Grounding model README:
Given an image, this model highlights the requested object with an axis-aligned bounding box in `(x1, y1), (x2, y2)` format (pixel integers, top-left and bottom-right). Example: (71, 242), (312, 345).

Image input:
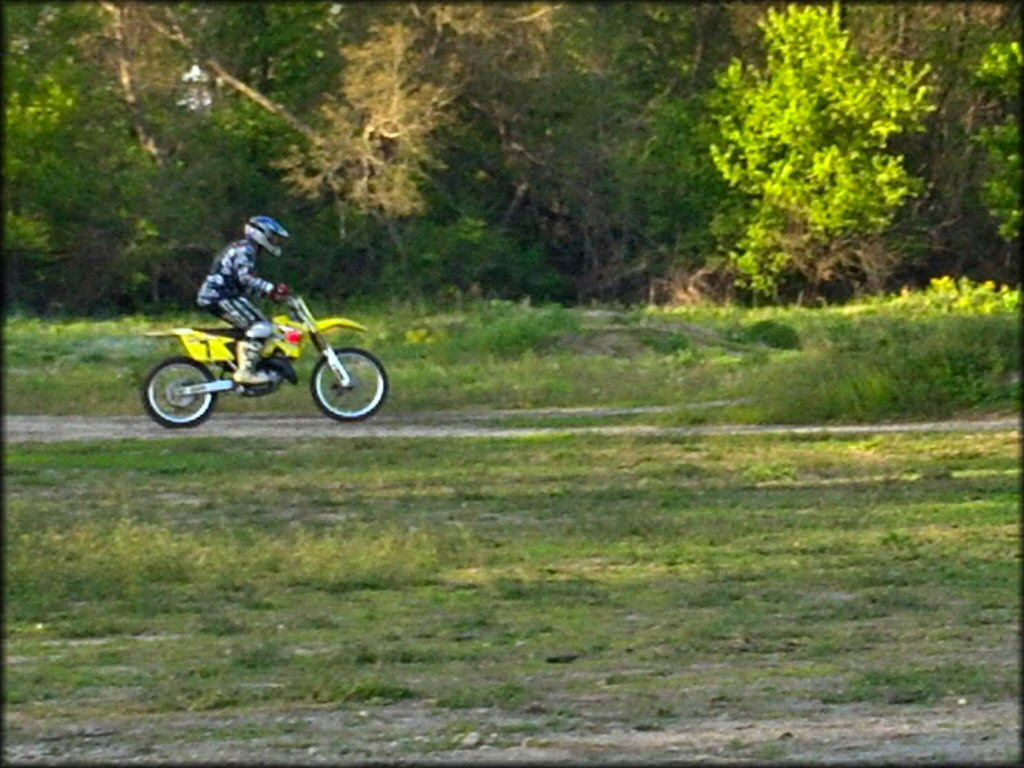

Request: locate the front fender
(316, 317), (368, 333)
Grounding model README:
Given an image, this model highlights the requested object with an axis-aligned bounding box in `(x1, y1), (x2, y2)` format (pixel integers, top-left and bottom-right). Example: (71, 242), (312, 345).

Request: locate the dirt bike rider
(196, 215), (292, 385)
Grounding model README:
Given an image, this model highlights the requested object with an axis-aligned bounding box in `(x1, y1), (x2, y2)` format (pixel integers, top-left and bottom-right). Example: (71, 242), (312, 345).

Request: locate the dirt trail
(3, 412), (1019, 443)
(4, 699), (1019, 763)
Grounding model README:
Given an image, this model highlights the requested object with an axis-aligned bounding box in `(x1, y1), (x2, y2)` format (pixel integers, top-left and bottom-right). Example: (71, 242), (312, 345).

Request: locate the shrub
(889, 276), (1021, 314)
(446, 301), (580, 358)
(742, 313), (1020, 422)
(740, 319), (801, 349)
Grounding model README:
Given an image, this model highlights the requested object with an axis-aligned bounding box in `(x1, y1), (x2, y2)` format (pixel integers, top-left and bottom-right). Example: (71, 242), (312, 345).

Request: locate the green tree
(973, 40), (1021, 243)
(6, 3), (1014, 312)
(3, 3), (153, 312)
(274, 3), (560, 296)
(445, 3), (734, 303)
(131, 3), (351, 302)
(842, 3), (1020, 289)
(709, 3), (935, 300)
(4, 2), (328, 311)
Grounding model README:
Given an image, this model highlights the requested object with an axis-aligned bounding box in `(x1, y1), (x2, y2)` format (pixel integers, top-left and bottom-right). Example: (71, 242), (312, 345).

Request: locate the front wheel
(141, 356), (218, 428)
(310, 347), (388, 421)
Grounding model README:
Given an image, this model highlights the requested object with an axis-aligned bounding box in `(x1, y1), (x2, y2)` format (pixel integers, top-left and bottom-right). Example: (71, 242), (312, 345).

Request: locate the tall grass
(5, 518), (477, 622)
(3, 280), (1019, 421)
(724, 314), (1021, 422)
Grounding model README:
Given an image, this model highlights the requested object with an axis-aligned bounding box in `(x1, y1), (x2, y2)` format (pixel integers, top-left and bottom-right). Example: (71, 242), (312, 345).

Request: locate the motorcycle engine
(238, 372), (281, 397)
(262, 356), (299, 385)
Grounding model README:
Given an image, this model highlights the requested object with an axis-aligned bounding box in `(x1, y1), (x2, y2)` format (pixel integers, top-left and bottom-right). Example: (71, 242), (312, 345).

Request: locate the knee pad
(245, 321), (273, 341)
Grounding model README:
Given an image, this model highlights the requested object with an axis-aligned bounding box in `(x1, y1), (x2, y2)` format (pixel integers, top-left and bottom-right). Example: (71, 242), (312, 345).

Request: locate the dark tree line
(3, 2), (1020, 314)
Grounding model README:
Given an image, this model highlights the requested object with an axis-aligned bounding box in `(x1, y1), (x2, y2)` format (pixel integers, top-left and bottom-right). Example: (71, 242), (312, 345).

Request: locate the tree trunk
(102, 2), (164, 165)
(142, 8), (321, 146)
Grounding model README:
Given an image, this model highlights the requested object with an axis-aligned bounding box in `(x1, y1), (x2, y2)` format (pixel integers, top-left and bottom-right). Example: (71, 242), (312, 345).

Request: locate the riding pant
(206, 296), (272, 341)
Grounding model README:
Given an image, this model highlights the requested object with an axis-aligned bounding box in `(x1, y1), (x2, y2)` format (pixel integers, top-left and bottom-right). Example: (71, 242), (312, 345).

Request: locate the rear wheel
(141, 356), (218, 428)
(310, 347), (388, 421)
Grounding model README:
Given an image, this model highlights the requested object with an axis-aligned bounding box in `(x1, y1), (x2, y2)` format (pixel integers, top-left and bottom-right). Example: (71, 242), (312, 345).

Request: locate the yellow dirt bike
(141, 295), (388, 428)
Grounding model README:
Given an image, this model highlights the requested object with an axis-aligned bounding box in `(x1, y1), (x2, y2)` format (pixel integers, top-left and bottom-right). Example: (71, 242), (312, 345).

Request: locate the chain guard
(238, 381), (279, 397)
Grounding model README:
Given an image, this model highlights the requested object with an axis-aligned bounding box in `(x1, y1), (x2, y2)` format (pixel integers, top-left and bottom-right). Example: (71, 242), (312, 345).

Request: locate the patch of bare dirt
(551, 330), (650, 357)
(4, 700), (1019, 764)
(3, 413), (1019, 444)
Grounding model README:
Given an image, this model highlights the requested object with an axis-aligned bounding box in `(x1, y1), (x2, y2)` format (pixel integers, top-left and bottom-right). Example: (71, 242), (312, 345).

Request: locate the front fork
(313, 333), (352, 387)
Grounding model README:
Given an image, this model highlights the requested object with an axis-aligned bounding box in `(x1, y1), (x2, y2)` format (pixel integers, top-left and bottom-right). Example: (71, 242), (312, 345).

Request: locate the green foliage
(615, 96), (733, 284)
(444, 300), (580, 359)
(743, 313), (1020, 422)
(0, 3), (1018, 310)
(973, 41), (1022, 241)
(738, 319), (801, 350)
(709, 4), (935, 296)
(3, 4), (148, 311)
(886, 276), (1021, 314)
(401, 216), (565, 301)
(4, 211), (52, 254)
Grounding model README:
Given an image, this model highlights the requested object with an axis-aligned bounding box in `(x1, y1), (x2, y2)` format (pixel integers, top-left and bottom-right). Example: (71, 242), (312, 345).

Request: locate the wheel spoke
(312, 349), (387, 421)
(142, 359), (216, 428)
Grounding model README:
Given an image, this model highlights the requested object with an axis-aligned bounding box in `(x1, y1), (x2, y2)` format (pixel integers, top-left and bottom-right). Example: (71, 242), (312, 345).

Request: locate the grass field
(4, 286), (1021, 760)
(4, 428), (1020, 760)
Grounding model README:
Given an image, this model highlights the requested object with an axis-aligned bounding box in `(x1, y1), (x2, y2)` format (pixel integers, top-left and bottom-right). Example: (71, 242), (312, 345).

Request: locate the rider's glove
(269, 283), (291, 301)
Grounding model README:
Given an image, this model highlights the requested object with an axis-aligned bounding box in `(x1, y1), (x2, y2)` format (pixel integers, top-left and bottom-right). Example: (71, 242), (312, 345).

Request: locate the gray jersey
(197, 239), (274, 308)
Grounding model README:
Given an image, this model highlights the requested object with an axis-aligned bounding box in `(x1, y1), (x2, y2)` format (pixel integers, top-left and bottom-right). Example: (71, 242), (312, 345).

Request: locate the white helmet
(244, 215), (289, 257)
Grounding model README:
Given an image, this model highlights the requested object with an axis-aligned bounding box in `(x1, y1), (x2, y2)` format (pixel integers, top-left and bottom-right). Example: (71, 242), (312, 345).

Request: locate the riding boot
(234, 339), (271, 384)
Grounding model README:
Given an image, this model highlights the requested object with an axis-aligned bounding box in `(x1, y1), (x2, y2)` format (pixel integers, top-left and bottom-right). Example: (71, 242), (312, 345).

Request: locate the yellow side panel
(181, 332), (235, 362)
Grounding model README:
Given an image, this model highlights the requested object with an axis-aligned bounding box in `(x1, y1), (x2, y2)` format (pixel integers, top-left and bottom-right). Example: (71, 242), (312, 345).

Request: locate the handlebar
(284, 295), (314, 325)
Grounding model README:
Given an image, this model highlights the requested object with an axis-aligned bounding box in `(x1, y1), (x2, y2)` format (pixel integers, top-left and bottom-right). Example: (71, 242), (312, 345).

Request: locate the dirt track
(5, 699), (1019, 764)
(3, 412), (1019, 443)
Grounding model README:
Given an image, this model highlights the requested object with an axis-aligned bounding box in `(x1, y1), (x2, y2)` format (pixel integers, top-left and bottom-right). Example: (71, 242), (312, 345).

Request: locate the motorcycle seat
(193, 327), (247, 340)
